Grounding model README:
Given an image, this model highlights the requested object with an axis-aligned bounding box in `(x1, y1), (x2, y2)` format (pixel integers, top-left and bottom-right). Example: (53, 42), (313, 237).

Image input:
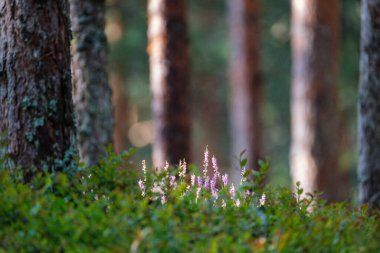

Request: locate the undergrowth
(0, 149), (379, 252)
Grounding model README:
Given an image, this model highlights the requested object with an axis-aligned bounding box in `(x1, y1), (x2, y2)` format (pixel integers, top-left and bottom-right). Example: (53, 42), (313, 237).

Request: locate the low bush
(0, 150), (379, 252)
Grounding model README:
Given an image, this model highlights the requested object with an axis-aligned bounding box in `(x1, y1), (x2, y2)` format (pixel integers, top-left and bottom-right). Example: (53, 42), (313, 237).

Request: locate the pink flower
(203, 148), (209, 178)
(197, 176), (203, 187)
(164, 161), (169, 172)
(138, 179), (146, 197)
(246, 190), (254, 197)
(211, 175), (218, 199)
(211, 175), (217, 192)
(204, 176), (210, 190)
(170, 176), (177, 188)
(212, 155), (220, 178)
(229, 184), (236, 197)
(259, 193), (266, 207)
(161, 195), (167, 205)
(179, 160), (187, 178)
(222, 173), (228, 186)
(191, 174), (195, 186)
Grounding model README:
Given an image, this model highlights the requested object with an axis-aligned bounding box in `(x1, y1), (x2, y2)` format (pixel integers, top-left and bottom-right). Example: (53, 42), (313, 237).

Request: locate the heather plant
(136, 149), (268, 210)
(0, 149), (379, 252)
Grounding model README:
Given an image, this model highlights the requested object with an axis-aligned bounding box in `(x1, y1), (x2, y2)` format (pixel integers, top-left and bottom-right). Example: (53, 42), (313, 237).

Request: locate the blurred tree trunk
(147, 0), (191, 167)
(198, 76), (228, 166)
(192, 4), (229, 170)
(70, 0), (114, 166)
(111, 73), (130, 153)
(107, 0), (133, 153)
(228, 0), (263, 179)
(0, 0), (77, 181)
(291, 0), (344, 201)
(358, 0), (380, 209)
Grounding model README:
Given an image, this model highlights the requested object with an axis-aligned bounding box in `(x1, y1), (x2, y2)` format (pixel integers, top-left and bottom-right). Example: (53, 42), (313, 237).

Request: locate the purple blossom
(244, 190), (254, 197)
(212, 155), (220, 178)
(170, 176), (176, 188)
(204, 176), (210, 190)
(210, 175), (217, 192)
(197, 176), (203, 187)
(222, 173), (228, 186)
(229, 184), (236, 197)
(211, 175), (218, 199)
(221, 199), (226, 208)
(235, 199), (241, 207)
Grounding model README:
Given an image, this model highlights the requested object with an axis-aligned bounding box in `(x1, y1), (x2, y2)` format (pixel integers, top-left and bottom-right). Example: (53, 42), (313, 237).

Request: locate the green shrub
(0, 150), (379, 252)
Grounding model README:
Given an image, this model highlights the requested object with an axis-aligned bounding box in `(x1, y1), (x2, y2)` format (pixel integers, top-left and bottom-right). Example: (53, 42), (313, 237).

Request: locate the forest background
(107, 0), (359, 189)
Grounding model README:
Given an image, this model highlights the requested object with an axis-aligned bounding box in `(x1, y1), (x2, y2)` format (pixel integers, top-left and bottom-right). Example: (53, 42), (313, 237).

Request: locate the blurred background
(105, 0), (360, 188)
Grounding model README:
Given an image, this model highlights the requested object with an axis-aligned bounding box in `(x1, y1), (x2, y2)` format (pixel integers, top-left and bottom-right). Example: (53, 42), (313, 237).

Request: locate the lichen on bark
(358, 0), (380, 209)
(70, 0), (114, 166)
(0, 0), (77, 180)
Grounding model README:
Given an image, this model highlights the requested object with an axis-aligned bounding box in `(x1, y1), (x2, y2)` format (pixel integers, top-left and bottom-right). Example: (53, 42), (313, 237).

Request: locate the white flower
(259, 193), (266, 207)
(161, 195), (167, 205)
(203, 148), (209, 178)
(191, 174), (195, 186)
(229, 184), (236, 197)
(222, 173), (228, 186)
(221, 199), (226, 208)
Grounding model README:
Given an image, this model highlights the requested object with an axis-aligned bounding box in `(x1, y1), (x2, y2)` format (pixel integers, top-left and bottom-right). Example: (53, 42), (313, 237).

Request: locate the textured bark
(0, 0), (77, 180)
(147, 0), (191, 167)
(70, 0), (113, 166)
(228, 0), (263, 179)
(291, 0), (343, 201)
(358, 0), (380, 208)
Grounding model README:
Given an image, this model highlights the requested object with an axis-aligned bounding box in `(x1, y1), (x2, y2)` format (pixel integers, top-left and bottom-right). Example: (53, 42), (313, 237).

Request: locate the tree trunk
(70, 0), (113, 166)
(111, 73), (131, 153)
(291, 0), (343, 201)
(228, 0), (263, 181)
(358, 0), (380, 209)
(147, 0), (191, 168)
(0, 0), (77, 180)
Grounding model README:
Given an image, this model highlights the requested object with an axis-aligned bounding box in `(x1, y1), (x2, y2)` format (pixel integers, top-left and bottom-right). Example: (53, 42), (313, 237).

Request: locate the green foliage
(0, 153), (379, 252)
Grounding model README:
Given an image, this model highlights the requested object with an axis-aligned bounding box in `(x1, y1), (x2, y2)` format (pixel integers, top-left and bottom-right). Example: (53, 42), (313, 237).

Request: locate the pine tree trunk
(291, 0), (342, 201)
(111, 73), (130, 153)
(0, 0), (77, 180)
(147, 0), (191, 168)
(70, 0), (113, 166)
(358, 0), (380, 208)
(228, 0), (263, 179)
